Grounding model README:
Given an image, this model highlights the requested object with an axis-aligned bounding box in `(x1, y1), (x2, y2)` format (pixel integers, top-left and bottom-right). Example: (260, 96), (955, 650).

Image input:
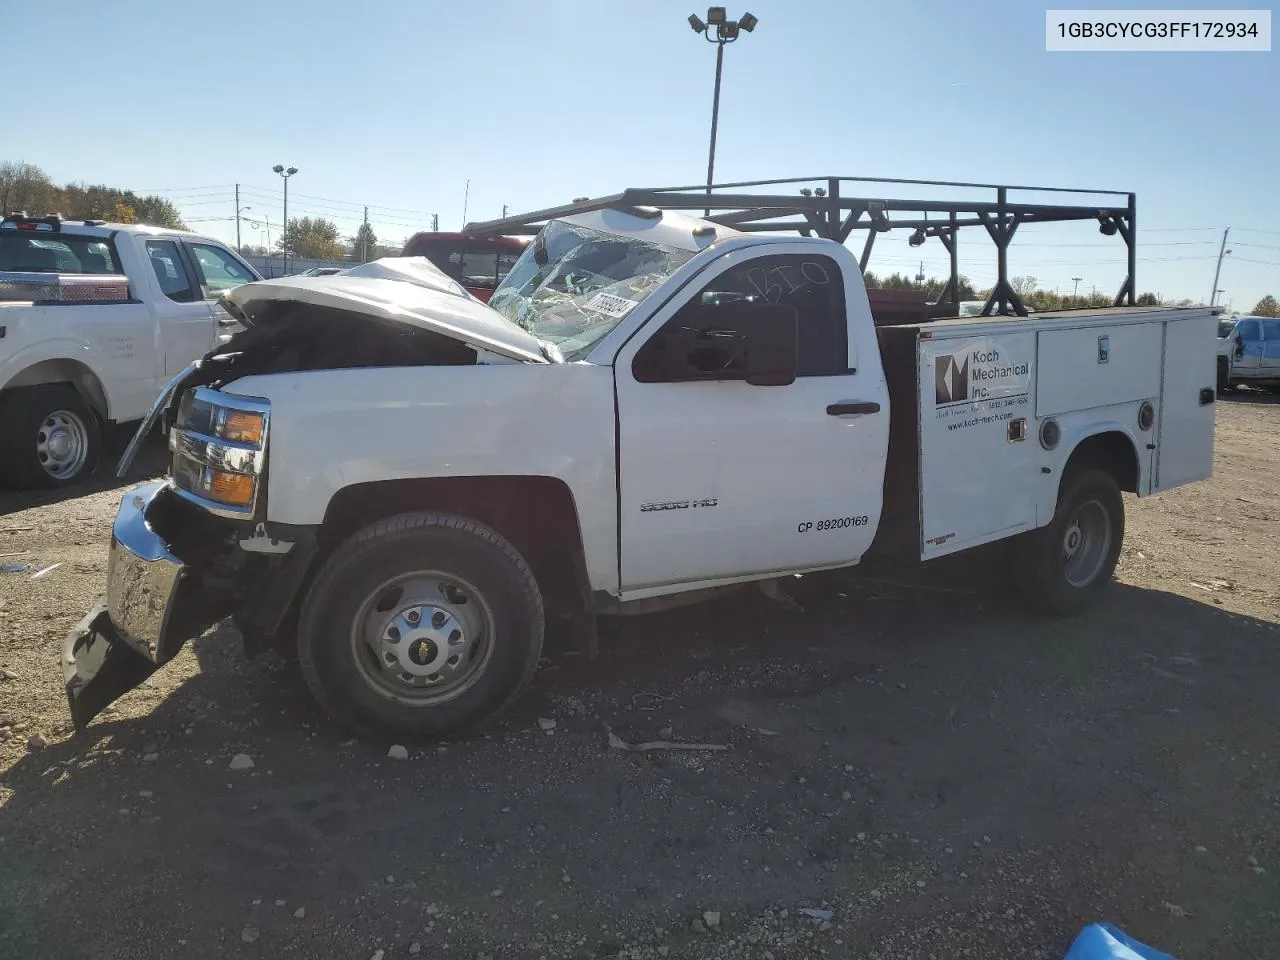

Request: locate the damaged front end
(64, 481), (234, 727)
(64, 266), (550, 729)
(63, 469), (318, 728)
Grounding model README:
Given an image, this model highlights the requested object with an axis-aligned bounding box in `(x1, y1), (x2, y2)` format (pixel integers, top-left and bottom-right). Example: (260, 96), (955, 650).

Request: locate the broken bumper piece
(63, 480), (215, 729)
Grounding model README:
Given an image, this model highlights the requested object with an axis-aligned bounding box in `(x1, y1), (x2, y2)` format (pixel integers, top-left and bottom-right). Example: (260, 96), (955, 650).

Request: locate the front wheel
(1014, 468), (1124, 616)
(296, 512), (544, 739)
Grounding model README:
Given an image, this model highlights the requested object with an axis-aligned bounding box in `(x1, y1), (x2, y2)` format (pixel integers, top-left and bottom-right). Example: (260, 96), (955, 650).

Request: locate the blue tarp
(1064, 923), (1174, 960)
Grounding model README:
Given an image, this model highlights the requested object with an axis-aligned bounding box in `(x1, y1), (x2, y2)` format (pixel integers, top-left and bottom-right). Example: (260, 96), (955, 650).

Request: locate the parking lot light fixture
(688, 8), (759, 214)
(272, 164), (298, 274)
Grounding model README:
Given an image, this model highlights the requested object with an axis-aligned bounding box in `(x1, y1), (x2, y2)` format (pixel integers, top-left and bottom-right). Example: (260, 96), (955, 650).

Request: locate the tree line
(1251, 295), (1279, 317)
(868, 269), (1168, 310)
(2, 161), (390, 263)
(238, 217), (389, 262)
(1, 161), (185, 229)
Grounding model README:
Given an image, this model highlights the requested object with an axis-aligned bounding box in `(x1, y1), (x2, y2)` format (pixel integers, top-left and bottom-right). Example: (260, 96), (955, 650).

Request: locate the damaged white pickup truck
(64, 198), (1218, 739)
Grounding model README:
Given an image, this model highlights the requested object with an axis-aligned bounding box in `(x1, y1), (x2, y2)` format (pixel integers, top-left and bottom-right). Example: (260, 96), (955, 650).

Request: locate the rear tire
(1014, 468), (1124, 616)
(0, 385), (101, 489)
(296, 512), (544, 739)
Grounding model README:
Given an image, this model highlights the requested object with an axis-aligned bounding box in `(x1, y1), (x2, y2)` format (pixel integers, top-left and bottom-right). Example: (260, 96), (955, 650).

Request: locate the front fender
(221, 363), (620, 594)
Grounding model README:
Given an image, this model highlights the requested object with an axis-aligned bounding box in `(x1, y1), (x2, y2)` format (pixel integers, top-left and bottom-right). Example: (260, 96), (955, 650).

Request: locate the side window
(634, 254), (847, 382)
(1236, 319), (1261, 342)
(189, 243), (256, 299)
(1262, 320), (1280, 342)
(146, 240), (197, 303)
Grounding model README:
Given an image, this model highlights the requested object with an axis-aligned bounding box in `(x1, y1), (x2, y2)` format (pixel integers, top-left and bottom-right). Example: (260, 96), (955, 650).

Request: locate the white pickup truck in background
(0, 214), (260, 488)
(63, 198), (1218, 740)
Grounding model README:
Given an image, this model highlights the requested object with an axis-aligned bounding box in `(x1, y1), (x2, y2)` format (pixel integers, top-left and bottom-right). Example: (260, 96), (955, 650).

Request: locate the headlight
(170, 388), (270, 518)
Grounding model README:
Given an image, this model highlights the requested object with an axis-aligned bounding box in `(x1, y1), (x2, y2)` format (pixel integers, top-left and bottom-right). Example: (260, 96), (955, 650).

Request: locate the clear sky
(5, 0), (1277, 309)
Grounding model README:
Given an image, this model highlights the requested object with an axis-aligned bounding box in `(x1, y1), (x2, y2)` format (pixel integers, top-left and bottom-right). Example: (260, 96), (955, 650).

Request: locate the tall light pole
(688, 8), (758, 215)
(272, 164), (298, 274)
(1209, 228), (1232, 306)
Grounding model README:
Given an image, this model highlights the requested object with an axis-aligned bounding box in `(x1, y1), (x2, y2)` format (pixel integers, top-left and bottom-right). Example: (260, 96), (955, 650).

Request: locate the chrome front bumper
(106, 481), (184, 657)
(63, 481), (210, 728)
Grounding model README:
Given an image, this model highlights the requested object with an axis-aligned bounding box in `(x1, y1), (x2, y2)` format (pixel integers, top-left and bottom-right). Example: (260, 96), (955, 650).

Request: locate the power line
(136, 184), (235, 194)
(155, 186), (437, 226)
(231, 189), (430, 225)
(237, 184), (436, 217)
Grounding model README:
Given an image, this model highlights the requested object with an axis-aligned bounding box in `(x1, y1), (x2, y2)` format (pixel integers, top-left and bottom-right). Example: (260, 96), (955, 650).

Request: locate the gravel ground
(1, 397), (1278, 959)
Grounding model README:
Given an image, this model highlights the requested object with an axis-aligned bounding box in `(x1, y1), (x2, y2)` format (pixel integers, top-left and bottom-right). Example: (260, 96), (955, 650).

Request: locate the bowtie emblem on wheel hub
(407, 636), (438, 667)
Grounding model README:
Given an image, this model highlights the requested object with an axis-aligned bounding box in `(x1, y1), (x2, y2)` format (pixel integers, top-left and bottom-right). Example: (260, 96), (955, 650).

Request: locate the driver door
(613, 246), (889, 595)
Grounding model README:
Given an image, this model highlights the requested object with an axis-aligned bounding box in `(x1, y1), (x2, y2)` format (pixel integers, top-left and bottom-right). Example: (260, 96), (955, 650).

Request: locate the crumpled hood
(222, 257), (549, 363)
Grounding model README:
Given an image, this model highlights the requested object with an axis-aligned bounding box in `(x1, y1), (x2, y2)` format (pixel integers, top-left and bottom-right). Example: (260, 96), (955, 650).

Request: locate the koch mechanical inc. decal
(929, 337), (1032, 428)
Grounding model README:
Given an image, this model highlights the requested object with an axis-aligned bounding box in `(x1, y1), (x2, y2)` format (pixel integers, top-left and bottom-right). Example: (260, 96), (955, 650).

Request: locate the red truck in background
(401, 232), (527, 303)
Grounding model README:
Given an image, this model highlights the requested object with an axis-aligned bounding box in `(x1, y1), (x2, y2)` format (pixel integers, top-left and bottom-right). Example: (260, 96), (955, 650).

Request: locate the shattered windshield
(488, 220), (694, 360)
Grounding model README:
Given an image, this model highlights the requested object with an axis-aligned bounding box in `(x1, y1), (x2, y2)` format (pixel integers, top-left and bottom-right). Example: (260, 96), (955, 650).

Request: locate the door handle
(827, 401), (881, 416)
(1199, 387), (1215, 406)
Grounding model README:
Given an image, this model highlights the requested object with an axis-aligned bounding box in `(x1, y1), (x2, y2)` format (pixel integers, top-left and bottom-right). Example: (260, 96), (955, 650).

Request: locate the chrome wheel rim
(350, 571), (494, 704)
(1061, 500), (1112, 588)
(36, 409), (89, 480)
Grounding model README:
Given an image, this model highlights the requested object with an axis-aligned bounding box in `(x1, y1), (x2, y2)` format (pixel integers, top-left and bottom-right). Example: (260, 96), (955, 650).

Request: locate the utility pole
(361, 206), (368, 262)
(1210, 228), (1231, 306)
(502, 204), (508, 218)
(235, 183), (241, 252)
(461, 179), (470, 229)
(1071, 276), (1082, 303)
(431, 213), (439, 232)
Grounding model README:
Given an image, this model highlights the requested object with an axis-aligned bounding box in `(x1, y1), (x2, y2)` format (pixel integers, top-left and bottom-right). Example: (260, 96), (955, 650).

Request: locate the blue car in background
(1222, 315), (1280, 391)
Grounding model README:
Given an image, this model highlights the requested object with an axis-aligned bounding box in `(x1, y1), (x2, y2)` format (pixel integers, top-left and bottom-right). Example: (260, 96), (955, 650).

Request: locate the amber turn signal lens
(220, 410), (265, 445)
(208, 470), (254, 506)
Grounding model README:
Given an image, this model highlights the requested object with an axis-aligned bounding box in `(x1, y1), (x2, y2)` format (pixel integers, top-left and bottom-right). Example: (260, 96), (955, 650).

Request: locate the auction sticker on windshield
(583, 291), (638, 319)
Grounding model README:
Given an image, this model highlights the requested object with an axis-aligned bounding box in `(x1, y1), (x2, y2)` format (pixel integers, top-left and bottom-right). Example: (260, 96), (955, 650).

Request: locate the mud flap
(63, 601), (159, 730)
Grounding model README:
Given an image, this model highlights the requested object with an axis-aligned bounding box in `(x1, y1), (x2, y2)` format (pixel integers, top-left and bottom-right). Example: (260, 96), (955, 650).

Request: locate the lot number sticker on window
(584, 291), (638, 318)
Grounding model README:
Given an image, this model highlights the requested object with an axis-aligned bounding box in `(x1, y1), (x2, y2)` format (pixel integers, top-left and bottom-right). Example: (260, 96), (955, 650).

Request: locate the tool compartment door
(1155, 314), (1216, 490)
(1036, 323), (1163, 418)
(918, 331), (1037, 559)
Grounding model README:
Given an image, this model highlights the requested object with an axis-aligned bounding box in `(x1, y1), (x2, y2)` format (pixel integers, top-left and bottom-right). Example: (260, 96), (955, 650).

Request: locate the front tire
(0, 385), (101, 489)
(296, 512), (544, 739)
(1014, 468), (1124, 616)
